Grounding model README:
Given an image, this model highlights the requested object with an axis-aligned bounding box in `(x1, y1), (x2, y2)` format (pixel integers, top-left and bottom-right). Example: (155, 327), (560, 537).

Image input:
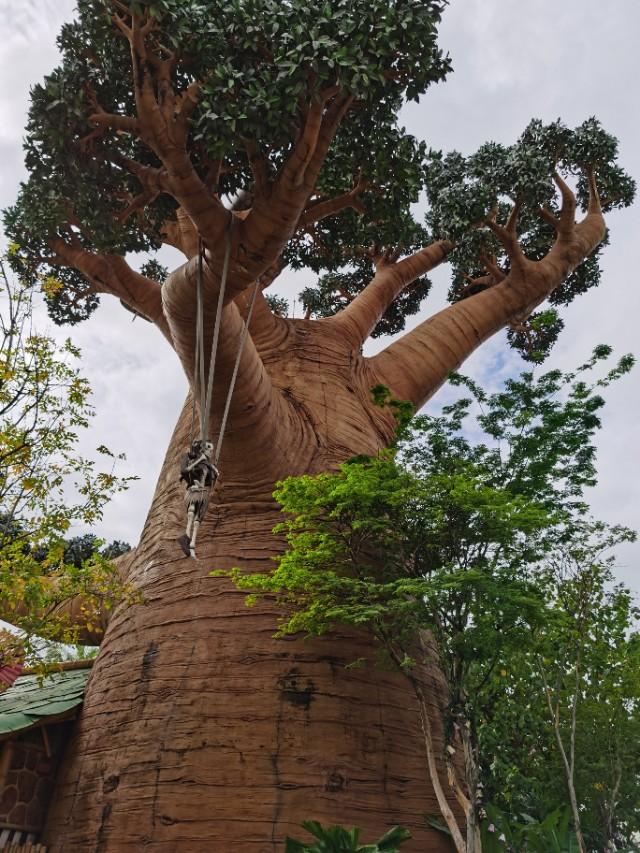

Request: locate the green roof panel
(0, 667), (91, 736)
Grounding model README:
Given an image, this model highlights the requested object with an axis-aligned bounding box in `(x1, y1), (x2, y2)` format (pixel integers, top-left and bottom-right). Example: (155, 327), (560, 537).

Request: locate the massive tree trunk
(42, 322), (458, 851)
(28, 28), (607, 840)
(39, 166), (606, 849)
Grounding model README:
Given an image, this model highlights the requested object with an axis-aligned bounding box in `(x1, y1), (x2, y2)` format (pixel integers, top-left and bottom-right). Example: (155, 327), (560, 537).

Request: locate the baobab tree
(3, 0), (634, 849)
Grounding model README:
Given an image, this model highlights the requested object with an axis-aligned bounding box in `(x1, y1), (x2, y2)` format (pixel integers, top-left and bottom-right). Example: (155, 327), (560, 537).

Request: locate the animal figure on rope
(178, 439), (217, 558)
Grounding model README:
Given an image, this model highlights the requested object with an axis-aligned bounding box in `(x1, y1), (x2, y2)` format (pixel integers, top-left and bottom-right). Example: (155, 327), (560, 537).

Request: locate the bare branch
(484, 201), (524, 263)
(292, 86), (341, 187)
(244, 141), (270, 199)
(554, 172), (577, 235)
(586, 166), (602, 215)
(538, 205), (561, 229)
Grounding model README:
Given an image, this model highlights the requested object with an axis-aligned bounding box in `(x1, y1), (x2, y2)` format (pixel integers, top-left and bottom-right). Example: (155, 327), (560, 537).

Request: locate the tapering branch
(586, 166), (602, 215)
(161, 207), (200, 259)
(332, 240), (453, 344)
(484, 201), (525, 266)
(553, 172), (577, 234)
(244, 141), (270, 199)
(86, 7), (230, 251)
(292, 85), (340, 187)
(119, 157), (172, 195)
(537, 171), (581, 238)
(370, 185), (607, 409)
(235, 91), (355, 294)
(299, 172), (369, 228)
(458, 252), (506, 298)
(48, 237), (170, 341)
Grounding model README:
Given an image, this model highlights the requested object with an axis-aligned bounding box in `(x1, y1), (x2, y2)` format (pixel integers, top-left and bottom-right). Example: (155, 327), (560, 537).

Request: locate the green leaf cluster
(285, 820), (411, 852)
(5, 2), (634, 355)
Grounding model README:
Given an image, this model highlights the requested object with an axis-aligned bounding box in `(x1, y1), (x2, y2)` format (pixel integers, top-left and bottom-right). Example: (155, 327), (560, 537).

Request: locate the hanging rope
(214, 277), (260, 466)
(201, 223), (234, 443)
(189, 238), (205, 442)
(188, 218), (261, 462)
(180, 219), (259, 558)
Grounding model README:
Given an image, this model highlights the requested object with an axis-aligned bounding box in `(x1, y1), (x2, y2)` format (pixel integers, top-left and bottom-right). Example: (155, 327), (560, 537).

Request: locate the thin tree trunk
(540, 663), (587, 853)
(459, 727), (481, 853)
(42, 396), (459, 852)
(411, 681), (466, 853)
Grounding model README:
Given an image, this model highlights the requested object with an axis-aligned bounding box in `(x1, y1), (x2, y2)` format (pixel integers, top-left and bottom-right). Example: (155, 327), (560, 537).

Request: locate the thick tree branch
(48, 238), (170, 341)
(537, 173), (578, 239)
(332, 240), (453, 344)
(87, 8), (230, 250)
(484, 201), (525, 267)
(119, 157), (172, 195)
(161, 207), (200, 259)
(236, 92), (355, 294)
(370, 180), (606, 409)
(161, 255), (285, 449)
(298, 172), (368, 228)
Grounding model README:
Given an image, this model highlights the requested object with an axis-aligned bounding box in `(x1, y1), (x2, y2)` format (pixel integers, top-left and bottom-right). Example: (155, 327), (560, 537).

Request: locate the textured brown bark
(43, 353), (458, 851)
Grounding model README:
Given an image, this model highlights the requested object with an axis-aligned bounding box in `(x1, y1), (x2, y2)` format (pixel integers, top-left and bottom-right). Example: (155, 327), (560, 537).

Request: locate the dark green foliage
(5, 0), (449, 324)
(506, 309), (564, 364)
(285, 821), (411, 853)
(140, 259), (168, 284)
(428, 118), (634, 358)
(480, 552), (640, 852)
(4, 2), (633, 356)
(62, 534), (131, 568)
(426, 806), (584, 852)
(479, 805), (581, 852)
(264, 294), (289, 317)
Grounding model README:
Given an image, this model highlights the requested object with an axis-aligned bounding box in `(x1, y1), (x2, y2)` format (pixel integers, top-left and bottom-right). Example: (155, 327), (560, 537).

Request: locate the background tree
(1, 0), (635, 848)
(482, 535), (640, 853)
(0, 258), (134, 663)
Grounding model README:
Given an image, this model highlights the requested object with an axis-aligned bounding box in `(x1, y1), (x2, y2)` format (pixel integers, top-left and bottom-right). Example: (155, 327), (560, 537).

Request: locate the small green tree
(0, 258), (136, 664)
(219, 348), (635, 852)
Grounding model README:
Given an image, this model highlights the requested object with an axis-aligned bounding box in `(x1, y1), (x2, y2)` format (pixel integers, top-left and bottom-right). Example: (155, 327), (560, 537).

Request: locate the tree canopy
(3, 0), (635, 358)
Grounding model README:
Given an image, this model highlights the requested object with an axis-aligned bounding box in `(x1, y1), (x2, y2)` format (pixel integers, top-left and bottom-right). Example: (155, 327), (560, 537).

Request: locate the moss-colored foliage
(425, 117), (634, 359)
(0, 261), (136, 664)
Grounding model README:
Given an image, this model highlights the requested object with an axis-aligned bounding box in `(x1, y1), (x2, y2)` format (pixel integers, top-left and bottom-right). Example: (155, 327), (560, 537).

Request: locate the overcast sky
(0, 1), (638, 588)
